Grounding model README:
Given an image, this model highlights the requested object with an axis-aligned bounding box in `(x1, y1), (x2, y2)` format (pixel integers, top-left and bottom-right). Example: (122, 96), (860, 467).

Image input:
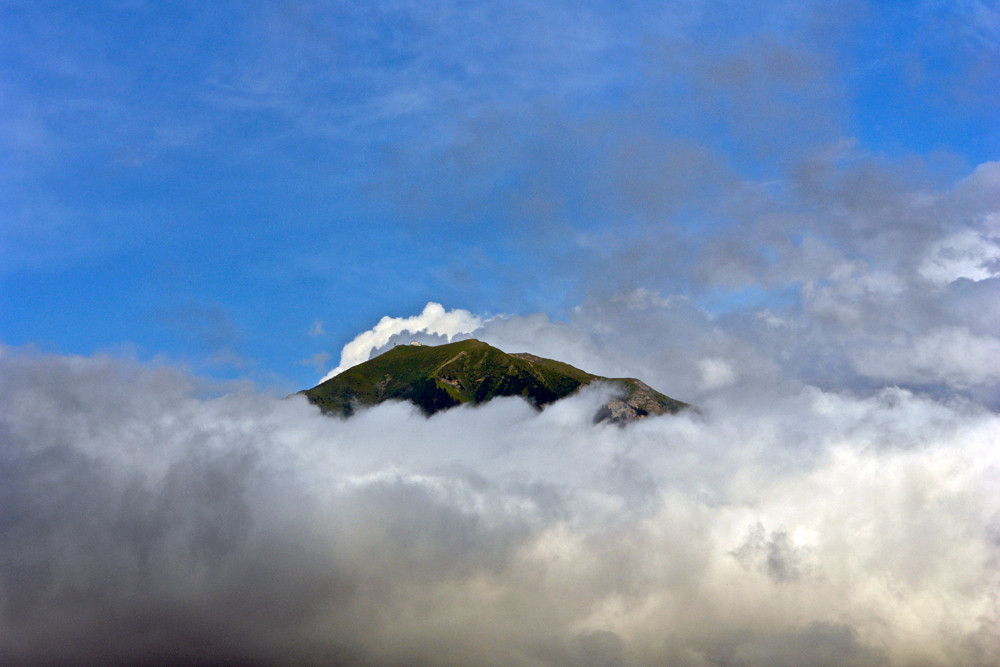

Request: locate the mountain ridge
(302, 339), (688, 424)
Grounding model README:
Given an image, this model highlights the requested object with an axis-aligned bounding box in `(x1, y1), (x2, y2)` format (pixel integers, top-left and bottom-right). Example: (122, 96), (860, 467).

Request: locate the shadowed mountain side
(302, 339), (688, 424)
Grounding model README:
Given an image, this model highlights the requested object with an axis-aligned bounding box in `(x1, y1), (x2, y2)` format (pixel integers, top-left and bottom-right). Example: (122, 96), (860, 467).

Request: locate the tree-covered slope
(302, 339), (688, 424)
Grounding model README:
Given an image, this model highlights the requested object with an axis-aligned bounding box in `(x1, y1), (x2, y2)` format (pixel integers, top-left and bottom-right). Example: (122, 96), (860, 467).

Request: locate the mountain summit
(302, 339), (687, 424)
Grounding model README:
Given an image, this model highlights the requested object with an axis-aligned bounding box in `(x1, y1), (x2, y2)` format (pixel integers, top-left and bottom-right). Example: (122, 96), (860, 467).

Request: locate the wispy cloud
(297, 350), (330, 373)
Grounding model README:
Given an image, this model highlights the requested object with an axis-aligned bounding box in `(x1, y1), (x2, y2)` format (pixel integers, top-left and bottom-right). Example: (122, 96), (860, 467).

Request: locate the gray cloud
(2, 333), (999, 665)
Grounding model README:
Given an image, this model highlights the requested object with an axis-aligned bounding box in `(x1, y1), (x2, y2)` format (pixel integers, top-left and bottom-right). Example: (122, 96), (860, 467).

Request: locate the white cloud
(699, 357), (738, 390)
(2, 343), (999, 665)
(319, 302), (484, 382)
(850, 326), (1000, 389)
(802, 261), (907, 327)
(919, 229), (1000, 284)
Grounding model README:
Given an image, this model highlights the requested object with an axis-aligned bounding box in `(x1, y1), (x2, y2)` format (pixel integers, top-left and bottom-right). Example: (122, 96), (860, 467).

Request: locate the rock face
(302, 339), (688, 424)
(592, 379), (675, 424)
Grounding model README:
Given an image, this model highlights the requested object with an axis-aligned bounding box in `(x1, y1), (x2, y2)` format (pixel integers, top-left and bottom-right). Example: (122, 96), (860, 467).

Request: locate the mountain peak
(302, 339), (688, 424)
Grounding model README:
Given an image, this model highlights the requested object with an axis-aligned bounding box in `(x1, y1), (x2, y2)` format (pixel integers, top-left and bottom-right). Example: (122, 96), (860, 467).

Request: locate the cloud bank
(230, 146), (1000, 666)
(3, 312), (999, 665)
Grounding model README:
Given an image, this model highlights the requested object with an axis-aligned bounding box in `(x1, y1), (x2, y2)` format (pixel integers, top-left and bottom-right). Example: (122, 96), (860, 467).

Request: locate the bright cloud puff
(319, 302), (484, 382)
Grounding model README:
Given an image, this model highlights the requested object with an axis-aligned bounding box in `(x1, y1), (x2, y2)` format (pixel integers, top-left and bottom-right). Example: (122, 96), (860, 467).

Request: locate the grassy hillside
(302, 339), (688, 422)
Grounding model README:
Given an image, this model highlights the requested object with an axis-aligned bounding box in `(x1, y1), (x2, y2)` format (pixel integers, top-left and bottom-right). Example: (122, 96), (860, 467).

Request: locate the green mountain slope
(301, 339), (688, 424)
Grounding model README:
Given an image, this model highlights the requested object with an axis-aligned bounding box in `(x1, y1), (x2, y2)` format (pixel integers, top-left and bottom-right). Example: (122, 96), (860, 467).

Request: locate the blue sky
(2, 0), (998, 391)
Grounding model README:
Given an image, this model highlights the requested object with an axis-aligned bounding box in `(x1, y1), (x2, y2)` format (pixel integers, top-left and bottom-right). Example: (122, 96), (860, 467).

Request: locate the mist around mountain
(4, 303), (1000, 666)
(302, 339), (688, 423)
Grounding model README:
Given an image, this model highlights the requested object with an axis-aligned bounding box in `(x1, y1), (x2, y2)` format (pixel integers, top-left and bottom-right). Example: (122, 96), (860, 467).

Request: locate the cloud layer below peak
(3, 323), (999, 665)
